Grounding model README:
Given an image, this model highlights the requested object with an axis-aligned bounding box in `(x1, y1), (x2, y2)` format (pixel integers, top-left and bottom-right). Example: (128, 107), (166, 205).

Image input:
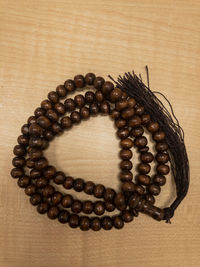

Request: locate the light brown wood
(0, 0), (200, 266)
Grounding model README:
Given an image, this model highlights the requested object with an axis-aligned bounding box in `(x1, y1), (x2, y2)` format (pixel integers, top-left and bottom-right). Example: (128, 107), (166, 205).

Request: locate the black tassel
(108, 68), (190, 223)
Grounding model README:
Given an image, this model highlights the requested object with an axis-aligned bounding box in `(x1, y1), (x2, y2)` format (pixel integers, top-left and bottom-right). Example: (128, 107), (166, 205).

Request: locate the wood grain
(0, 0), (200, 266)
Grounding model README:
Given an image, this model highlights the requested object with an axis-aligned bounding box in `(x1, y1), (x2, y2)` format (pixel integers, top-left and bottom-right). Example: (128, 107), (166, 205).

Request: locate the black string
(108, 70), (190, 223)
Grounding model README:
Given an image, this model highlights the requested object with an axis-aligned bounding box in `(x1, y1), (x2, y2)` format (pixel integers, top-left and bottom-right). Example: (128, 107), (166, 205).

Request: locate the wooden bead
(29, 148), (43, 161)
(134, 136), (147, 148)
(11, 167), (24, 178)
(102, 216), (113, 230)
(105, 202), (115, 212)
(145, 194), (155, 204)
(74, 94), (85, 108)
(17, 176), (30, 188)
(74, 74), (85, 88)
(58, 210), (69, 224)
(94, 201), (105, 215)
(29, 137), (43, 148)
(94, 76), (105, 90)
(30, 193), (42, 206)
(141, 114), (151, 125)
(64, 98), (75, 111)
(56, 85), (67, 98)
(85, 73), (96, 85)
(52, 123), (63, 135)
(36, 177), (48, 188)
(42, 185), (55, 198)
(94, 184), (105, 198)
(89, 103), (99, 115)
(140, 152), (154, 163)
(37, 202), (49, 214)
(115, 118), (127, 129)
(147, 122), (159, 132)
(138, 174), (151, 185)
(25, 184), (36, 196)
(128, 116), (142, 128)
(138, 163), (151, 174)
(47, 206), (59, 219)
(114, 192), (126, 210)
(148, 184), (161, 196)
(85, 91), (95, 103)
(17, 135), (29, 146)
(53, 172), (66, 184)
(13, 145), (26, 156)
(41, 100), (52, 110)
(153, 175), (166, 186)
(135, 105), (145, 115)
(156, 164), (170, 175)
(41, 139), (49, 150)
(102, 81), (114, 95)
(139, 146), (149, 153)
(155, 152), (169, 163)
(61, 116), (72, 129)
(43, 130), (54, 141)
(121, 108), (135, 119)
(71, 200), (82, 213)
(100, 101), (110, 114)
(69, 214), (79, 228)
(48, 91), (59, 103)
(103, 188), (116, 202)
(35, 158), (48, 170)
(110, 88), (122, 102)
(43, 166), (56, 179)
(120, 138), (133, 149)
(91, 217), (101, 231)
(110, 109), (120, 120)
(80, 217), (90, 231)
(121, 181), (135, 192)
(34, 107), (45, 118)
(120, 160), (132, 171)
(117, 128), (130, 139)
(73, 178), (84, 192)
(130, 126), (144, 137)
(153, 131), (166, 141)
(121, 91), (128, 100)
(95, 90), (104, 103)
(70, 111), (81, 124)
(113, 216), (124, 229)
(62, 195), (73, 208)
(127, 98), (136, 108)
(54, 103), (65, 115)
(49, 191), (62, 206)
(115, 100), (128, 111)
(119, 171), (133, 182)
(30, 169), (41, 179)
(84, 181), (95, 195)
(29, 123), (43, 136)
(21, 124), (29, 136)
(12, 156), (25, 167)
(119, 149), (132, 160)
(135, 184), (145, 195)
(82, 201), (93, 214)
(63, 176), (74, 189)
(156, 142), (168, 152)
(64, 79), (75, 92)
(122, 210), (134, 222)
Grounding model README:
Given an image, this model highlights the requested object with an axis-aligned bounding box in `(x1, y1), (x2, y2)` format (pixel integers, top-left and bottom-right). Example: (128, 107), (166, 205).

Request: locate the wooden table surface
(0, 1), (200, 266)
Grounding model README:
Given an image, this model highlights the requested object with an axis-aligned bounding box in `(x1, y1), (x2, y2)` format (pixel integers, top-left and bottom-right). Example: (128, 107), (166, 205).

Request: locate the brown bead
(113, 216), (124, 229)
(56, 85), (67, 98)
(36, 116), (51, 129)
(130, 126), (144, 137)
(153, 175), (166, 186)
(138, 174), (151, 185)
(153, 131), (166, 141)
(89, 103), (99, 115)
(134, 136), (147, 148)
(53, 171), (66, 184)
(128, 115), (142, 128)
(147, 122), (159, 132)
(62, 194), (73, 208)
(82, 201), (93, 214)
(74, 74), (85, 88)
(17, 135), (29, 146)
(63, 176), (74, 189)
(29, 148), (43, 161)
(69, 214), (79, 228)
(156, 152), (169, 164)
(30, 193), (42, 206)
(80, 216), (90, 231)
(80, 107), (90, 120)
(94, 184), (105, 198)
(156, 164), (170, 175)
(41, 99), (53, 110)
(102, 81), (114, 95)
(54, 103), (65, 115)
(36, 177), (48, 188)
(95, 90), (104, 103)
(121, 181), (135, 192)
(12, 156), (25, 167)
(120, 160), (132, 171)
(139, 146), (149, 153)
(141, 114), (151, 125)
(58, 210), (69, 224)
(64, 79), (75, 92)
(74, 178), (84, 192)
(25, 184), (36, 196)
(115, 100), (128, 111)
(37, 202), (49, 214)
(85, 91), (95, 103)
(17, 176), (30, 188)
(100, 101), (110, 114)
(64, 98), (76, 111)
(135, 105), (145, 115)
(85, 73), (96, 85)
(103, 188), (116, 202)
(122, 210), (134, 223)
(47, 206), (59, 219)
(102, 216), (113, 230)
(34, 107), (45, 118)
(114, 192), (126, 210)
(105, 202), (115, 212)
(29, 137), (43, 148)
(127, 98), (136, 108)
(74, 94), (85, 108)
(21, 124), (29, 136)
(121, 92), (127, 101)
(91, 217), (101, 231)
(70, 111), (81, 124)
(121, 108), (135, 119)
(71, 200), (82, 213)
(51, 123), (63, 135)
(115, 118), (126, 129)
(138, 163), (151, 174)
(145, 194), (155, 204)
(110, 88), (122, 102)
(117, 128), (129, 139)
(135, 184), (145, 195)
(94, 201), (105, 215)
(110, 109), (120, 120)
(84, 181), (95, 195)
(43, 130), (54, 141)
(43, 166), (56, 179)
(29, 123), (43, 136)
(35, 158), (48, 170)
(26, 158), (35, 168)
(140, 152), (154, 163)
(30, 169), (41, 179)
(148, 184), (161, 196)
(61, 116), (72, 129)
(48, 91), (59, 103)
(42, 185), (55, 198)
(94, 76), (105, 90)
(120, 138), (133, 149)
(13, 145), (26, 156)
(129, 193), (140, 209)
(156, 142), (168, 152)
(119, 171), (133, 182)
(11, 167), (24, 178)
(119, 149), (132, 160)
